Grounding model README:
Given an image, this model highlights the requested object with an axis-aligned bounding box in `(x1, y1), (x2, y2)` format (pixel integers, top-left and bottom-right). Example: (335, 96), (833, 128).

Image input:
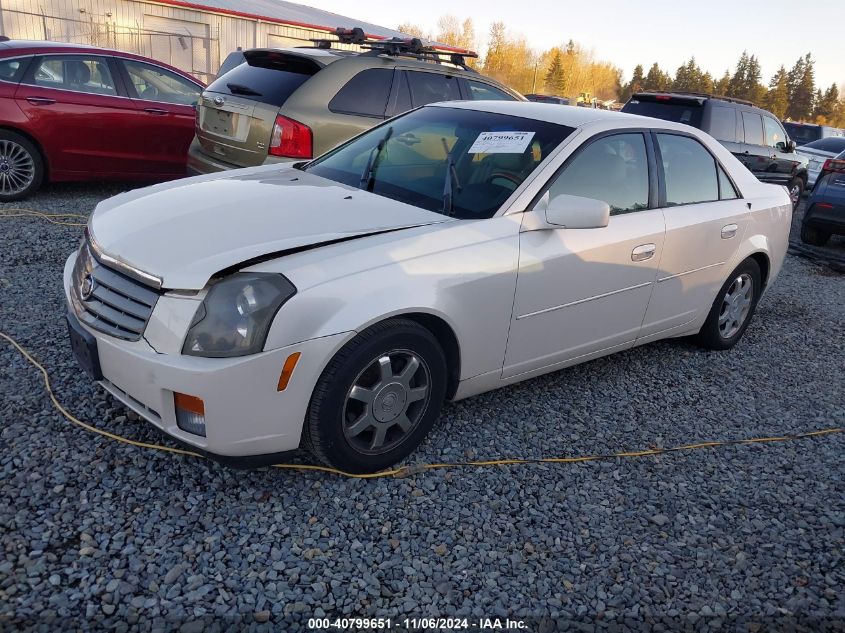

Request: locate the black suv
(622, 92), (808, 208)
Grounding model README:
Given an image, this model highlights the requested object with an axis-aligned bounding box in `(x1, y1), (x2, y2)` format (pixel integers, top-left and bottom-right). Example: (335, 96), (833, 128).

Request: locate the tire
(800, 223), (830, 246)
(303, 318), (448, 473)
(787, 177), (804, 211)
(695, 258), (762, 351)
(0, 130), (43, 201)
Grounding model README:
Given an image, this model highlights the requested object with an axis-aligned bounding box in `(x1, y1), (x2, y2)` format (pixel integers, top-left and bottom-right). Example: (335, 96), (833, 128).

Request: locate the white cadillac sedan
(63, 102), (791, 473)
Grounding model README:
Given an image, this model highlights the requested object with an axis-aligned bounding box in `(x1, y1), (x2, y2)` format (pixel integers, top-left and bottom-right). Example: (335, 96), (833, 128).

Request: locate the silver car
(796, 137), (845, 188)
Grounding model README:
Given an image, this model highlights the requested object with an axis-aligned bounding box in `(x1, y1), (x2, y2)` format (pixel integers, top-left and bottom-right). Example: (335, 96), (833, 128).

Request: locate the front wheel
(0, 130), (44, 201)
(303, 318), (447, 473)
(695, 259), (762, 351)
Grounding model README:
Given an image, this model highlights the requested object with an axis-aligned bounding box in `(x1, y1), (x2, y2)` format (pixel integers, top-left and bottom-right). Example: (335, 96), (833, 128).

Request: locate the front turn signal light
(277, 352), (301, 391)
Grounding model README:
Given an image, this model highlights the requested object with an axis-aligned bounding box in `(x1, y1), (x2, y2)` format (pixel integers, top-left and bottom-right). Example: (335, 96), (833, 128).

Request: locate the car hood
(89, 165), (450, 290)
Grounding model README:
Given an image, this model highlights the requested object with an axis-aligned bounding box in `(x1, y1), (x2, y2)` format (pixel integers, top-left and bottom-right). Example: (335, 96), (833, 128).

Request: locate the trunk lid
(195, 50), (326, 167)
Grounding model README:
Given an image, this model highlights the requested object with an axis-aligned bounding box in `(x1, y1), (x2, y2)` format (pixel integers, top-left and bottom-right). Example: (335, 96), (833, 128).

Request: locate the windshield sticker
(468, 131), (535, 154)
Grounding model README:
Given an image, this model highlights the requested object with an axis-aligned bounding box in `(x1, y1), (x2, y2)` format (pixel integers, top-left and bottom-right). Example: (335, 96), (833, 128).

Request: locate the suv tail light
(268, 115), (312, 159)
(820, 158), (845, 175)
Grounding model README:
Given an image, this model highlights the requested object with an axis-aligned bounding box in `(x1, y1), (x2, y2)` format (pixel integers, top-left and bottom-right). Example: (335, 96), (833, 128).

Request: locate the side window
(466, 80), (514, 101)
(122, 60), (200, 105)
(656, 134), (719, 206)
(741, 111), (764, 146)
(406, 71), (461, 107)
(0, 57), (29, 82)
(709, 106), (737, 143)
(717, 165), (739, 200)
(391, 71), (412, 115)
(547, 133), (649, 216)
(26, 56), (117, 96)
(763, 116), (787, 150)
(329, 68), (394, 118)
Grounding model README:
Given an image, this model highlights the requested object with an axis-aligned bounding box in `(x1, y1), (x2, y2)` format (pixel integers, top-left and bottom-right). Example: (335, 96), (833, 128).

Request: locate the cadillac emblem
(80, 273), (95, 301)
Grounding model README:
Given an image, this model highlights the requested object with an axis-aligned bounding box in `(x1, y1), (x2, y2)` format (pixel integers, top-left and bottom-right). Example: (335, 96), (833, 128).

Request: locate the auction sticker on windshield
(468, 131), (535, 154)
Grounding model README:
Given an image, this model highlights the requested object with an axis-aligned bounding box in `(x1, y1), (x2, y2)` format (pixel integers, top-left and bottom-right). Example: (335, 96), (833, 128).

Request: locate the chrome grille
(71, 243), (160, 341)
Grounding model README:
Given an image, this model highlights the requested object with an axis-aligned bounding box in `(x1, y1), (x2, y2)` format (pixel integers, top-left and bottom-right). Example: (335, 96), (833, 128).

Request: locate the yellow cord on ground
(0, 208), (88, 227)
(2, 330), (842, 480)
(2, 207), (843, 478)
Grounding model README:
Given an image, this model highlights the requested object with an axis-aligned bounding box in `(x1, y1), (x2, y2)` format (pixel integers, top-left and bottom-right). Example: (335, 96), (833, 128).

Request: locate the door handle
(721, 224), (739, 239)
(631, 244), (656, 262)
(26, 96), (56, 105)
(144, 108), (169, 115)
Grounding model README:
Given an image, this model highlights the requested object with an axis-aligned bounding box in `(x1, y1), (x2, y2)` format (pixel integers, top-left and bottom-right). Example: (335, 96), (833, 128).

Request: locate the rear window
(622, 97), (703, 128)
(206, 52), (320, 107)
(329, 68), (394, 118)
(784, 123), (821, 145)
(803, 137), (845, 154)
(708, 106), (738, 143)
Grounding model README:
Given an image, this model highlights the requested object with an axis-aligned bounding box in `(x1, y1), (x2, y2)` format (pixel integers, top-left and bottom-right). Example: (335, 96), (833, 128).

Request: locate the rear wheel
(787, 177), (804, 210)
(695, 258), (762, 351)
(0, 130), (43, 201)
(303, 318), (447, 473)
(800, 223), (830, 246)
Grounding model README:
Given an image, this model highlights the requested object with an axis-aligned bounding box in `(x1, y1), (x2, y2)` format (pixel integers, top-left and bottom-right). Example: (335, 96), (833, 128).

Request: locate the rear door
(195, 51), (321, 167)
(737, 110), (773, 181)
(116, 58), (202, 177)
(15, 54), (138, 177)
(639, 132), (749, 338)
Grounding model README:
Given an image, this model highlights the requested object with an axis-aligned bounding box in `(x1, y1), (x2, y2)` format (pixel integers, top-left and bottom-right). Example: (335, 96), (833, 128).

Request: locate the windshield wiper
(226, 82), (262, 96)
(359, 127), (393, 192)
(441, 138), (462, 217)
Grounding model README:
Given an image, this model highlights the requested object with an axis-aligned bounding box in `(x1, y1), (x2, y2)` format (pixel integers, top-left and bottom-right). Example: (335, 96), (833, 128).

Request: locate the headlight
(182, 273), (296, 358)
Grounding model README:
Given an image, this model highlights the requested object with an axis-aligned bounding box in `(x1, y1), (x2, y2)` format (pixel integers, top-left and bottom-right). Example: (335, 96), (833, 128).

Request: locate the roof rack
(637, 90), (755, 107)
(309, 27), (478, 72)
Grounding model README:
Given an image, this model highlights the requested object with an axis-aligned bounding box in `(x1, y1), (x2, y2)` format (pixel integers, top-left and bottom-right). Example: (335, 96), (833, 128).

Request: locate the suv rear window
(407, 71), (461, 107)
(784, 123), (821, 145)
(329, 68), (394, 118)
(622, 97), (703, 128)
(206, 51), (320, 107)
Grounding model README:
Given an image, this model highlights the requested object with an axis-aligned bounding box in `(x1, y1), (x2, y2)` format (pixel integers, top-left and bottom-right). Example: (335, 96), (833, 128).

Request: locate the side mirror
(785, 139), (796, 153)
(538, 193), (610, 229)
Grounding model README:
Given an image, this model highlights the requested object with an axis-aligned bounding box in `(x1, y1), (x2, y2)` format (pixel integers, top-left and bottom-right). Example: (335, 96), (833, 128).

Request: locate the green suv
(187, 32), (523, 174)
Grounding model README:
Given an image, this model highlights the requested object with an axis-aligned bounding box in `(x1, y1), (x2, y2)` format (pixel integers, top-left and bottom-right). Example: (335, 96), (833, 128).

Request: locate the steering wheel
(488, 172), (522, 187)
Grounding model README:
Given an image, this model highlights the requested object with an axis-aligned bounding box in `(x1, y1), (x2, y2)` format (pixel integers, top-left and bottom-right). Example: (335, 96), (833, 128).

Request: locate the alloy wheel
(343, 349), (431, 454)
(0, 140), (35, 196)
(718, 273), (754, 339)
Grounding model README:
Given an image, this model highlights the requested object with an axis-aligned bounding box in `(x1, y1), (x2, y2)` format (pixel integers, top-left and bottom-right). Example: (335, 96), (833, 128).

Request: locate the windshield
(303, 106), (574, 219)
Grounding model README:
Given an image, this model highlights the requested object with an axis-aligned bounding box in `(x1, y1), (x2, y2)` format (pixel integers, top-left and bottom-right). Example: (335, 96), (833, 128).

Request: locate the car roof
(0, 39), (204, 84)
(430, 100), (664, 130)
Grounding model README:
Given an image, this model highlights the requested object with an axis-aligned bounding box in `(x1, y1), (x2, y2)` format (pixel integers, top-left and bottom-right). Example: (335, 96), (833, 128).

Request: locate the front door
(504, 132), (665, 378)
(15, 54), (137, 177)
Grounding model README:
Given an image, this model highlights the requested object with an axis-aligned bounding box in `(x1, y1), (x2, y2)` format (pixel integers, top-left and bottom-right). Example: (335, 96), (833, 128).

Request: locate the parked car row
(783, 121), (844, 147)
(0, 40), (204, 200)
(801, 150), (845, 246)
(621, 92), (809, 208)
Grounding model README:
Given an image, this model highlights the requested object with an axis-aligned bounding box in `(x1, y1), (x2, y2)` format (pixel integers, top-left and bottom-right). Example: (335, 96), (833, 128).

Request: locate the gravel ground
(1, 182), (844, 631)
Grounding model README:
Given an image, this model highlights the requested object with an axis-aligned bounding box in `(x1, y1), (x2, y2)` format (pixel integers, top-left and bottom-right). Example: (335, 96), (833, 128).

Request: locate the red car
(0, 40), (204, 200)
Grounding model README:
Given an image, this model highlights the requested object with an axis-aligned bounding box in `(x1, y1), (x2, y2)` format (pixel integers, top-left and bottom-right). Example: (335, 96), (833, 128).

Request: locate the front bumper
(803, 201), (845, 235)
(63, 253), (347, 459)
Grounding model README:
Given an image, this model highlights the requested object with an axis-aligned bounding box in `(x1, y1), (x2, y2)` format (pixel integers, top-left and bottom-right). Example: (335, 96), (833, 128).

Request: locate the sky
(302, 0), (844, 89)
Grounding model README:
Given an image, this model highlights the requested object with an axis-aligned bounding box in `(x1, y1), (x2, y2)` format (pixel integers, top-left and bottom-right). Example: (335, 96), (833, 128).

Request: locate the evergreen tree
(814, 84), (840, 123)
(763, 66), (789, 119)
(745, 55), (766, 104)
(787, 54), (815, 121)
(544, 49), (565, 95)
(715, 70), (731, 95)
(620, 64), (644, 102)
(643, 63), (669, 91)
(728, 51), (750, 98)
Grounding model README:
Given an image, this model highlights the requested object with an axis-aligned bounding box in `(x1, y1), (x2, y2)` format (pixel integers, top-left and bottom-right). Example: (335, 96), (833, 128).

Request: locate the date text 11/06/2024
(307, 617), (528, 630)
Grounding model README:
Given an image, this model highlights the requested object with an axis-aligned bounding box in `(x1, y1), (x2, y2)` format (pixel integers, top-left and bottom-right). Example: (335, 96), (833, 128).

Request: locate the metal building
(0, 0), (422, 83)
